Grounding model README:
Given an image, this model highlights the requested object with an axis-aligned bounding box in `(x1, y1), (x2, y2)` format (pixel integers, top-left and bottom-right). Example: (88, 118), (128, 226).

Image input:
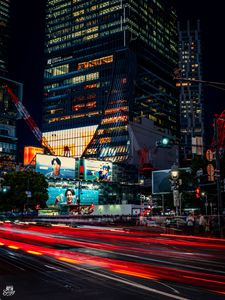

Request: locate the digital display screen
(80, 159), (113, 182)
(36, 154), (76, 179)
(47, 187), (99, 206)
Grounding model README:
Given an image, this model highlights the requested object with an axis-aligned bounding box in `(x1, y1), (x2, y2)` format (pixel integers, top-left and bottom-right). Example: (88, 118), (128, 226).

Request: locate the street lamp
(171, 164), (179, 181)
(170, 164), (180, 215)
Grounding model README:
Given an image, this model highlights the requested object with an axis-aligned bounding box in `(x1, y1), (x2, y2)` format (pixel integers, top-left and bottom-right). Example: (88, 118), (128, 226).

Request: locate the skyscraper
(0, 0), (21, 173)
(0, 0), (10, 75)
(42, 0), (178, 164)
(177, 20), (205, 166)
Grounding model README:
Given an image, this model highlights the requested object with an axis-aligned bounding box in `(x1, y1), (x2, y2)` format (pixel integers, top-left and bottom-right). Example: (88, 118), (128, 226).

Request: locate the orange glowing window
(105, 106), (128, 114)
(77, 55), (113, 70)
(86, 101), (96, 108)
(99, 137), (111, 144)
(72, 104), (85, 111)
(84, 83), (98, 89)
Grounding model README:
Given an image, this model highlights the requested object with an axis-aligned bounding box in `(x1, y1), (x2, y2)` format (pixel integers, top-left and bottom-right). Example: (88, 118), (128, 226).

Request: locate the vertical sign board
(206, 149), (215, 181)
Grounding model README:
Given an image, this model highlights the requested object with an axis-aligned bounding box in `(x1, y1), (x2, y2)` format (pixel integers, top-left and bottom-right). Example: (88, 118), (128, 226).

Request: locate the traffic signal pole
(214, 117), (222, 234)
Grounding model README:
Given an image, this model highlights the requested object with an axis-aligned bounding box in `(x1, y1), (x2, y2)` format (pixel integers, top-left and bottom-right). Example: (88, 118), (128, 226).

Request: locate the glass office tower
(43, 0), (178, 162)
(0, 0), (19, 173)
(178, 20), (205, 165)
(0, 0), (10, 75)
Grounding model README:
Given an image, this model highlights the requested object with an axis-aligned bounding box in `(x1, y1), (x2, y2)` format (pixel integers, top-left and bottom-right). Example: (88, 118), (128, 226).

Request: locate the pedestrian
(186, 213), (195, 235)
(205, 217), (210, 236)
(165, 217), (171, 234)
(199, 213), (206, 234)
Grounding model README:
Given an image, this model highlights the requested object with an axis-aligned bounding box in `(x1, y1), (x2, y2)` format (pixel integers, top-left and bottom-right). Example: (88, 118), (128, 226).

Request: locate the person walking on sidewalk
(199, 213), (206, 234)
(186, 213), (195, 235)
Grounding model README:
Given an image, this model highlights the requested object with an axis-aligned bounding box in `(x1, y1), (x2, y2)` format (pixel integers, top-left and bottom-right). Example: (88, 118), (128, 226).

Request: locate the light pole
(201, 191), (208, 215)
(170, 164), (180, 216)
(213, 116), (223, 231)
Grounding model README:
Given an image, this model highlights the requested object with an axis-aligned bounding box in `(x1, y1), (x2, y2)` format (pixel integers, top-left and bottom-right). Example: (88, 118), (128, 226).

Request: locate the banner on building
(23, 146), (44, 166)
(79, 159), (113, 182)
(36, 154), (76, 179)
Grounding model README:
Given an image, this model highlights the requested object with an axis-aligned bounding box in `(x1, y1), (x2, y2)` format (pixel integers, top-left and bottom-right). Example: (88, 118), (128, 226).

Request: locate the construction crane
(2, 84), (55, 156)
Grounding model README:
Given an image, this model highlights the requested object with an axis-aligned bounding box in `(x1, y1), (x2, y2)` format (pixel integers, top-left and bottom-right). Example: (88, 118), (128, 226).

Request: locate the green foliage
(0, 170), (48, 211)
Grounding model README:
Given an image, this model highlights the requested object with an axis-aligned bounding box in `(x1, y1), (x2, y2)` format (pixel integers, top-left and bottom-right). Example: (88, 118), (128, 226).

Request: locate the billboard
(152, 169), (171, 194)
(152, 168), (191, 194)
(36, 154), (76, 179)
(80, 159), (113, 182)
(23, 146), (44, 166)
(47, 186), (99, 206)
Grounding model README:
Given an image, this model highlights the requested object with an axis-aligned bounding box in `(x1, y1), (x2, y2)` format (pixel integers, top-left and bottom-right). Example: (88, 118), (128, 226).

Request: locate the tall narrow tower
(177, 20), (205, 166)
(0, 0), (10, 75)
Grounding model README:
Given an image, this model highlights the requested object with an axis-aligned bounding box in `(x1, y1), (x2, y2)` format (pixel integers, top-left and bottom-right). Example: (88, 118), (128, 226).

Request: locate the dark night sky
(9, 1), (46, 160)
(8, 0), (225, 160)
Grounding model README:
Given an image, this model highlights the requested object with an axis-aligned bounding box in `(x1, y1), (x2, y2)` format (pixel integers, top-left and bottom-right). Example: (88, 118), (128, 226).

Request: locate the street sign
(206, 149), (214, 161)
(173, 190), (179, 207)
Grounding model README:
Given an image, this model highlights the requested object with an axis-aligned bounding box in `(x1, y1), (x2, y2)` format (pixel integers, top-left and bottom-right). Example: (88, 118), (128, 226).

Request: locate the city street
(0, 223), (225, 299)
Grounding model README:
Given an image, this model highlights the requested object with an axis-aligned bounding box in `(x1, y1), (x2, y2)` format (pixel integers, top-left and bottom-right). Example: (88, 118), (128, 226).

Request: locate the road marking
(65, 262), (190, 300)
(45, 265), (63, 272)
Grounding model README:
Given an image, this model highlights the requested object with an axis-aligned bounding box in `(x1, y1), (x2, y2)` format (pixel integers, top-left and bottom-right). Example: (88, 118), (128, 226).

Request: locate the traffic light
(2, 186), (10, 193)
(161, 137), (170, 145)
(195, 186), (201, 198)
(155, 137), (172, 148)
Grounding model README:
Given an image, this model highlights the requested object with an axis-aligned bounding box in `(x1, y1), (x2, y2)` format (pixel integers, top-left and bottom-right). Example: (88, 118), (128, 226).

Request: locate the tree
(0, 170), (48, 211)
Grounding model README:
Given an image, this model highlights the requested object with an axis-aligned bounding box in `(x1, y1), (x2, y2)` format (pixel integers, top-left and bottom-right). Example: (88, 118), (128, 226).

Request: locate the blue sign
(36, 154), (76, 179)
(47, 186), (99, 206)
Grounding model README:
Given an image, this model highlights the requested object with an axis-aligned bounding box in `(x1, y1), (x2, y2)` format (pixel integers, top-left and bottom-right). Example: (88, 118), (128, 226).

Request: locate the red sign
(24, 146), (44, 166)
(206, 149), (214, 162)
(207, 164), (214, 176)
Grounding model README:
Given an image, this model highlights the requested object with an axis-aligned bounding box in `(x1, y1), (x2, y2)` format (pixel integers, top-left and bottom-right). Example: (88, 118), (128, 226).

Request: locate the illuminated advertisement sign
(47, 187), (99, 206)
(42, 125), (97, 158)
(80, 159), (113, 182)
(152, 168), (191, 194)
(23, 146), (44, 166)
(36, 154), (76, 179)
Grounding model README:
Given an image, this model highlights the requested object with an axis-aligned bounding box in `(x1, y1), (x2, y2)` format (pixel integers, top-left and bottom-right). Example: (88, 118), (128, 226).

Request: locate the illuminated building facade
(177, 20), (205, 165)
(0, 0), (10, 75)
(43, 0), (178, 163)
(0, 0), (21, 173)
